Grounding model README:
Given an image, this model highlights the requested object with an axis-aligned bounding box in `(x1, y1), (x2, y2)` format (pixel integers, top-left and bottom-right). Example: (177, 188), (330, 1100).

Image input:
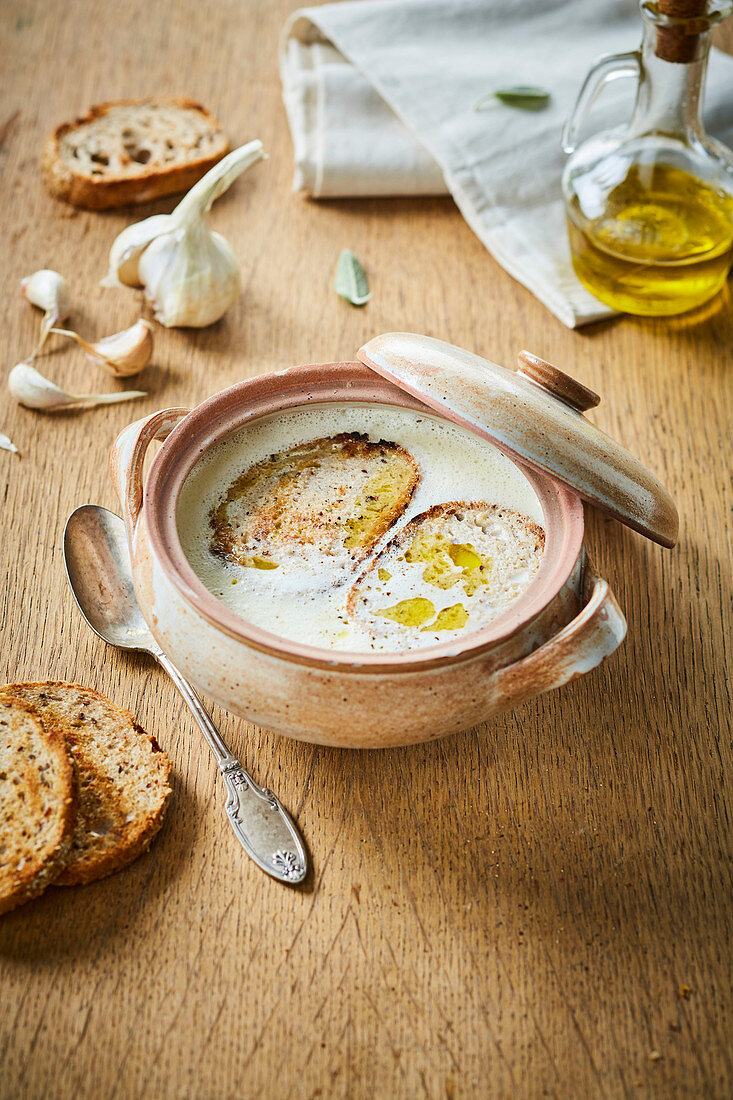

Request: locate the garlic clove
(49, 319), (153, 377)
(89, 318), (153, 375)
(21, 269), (70, 319)
(21, 269), (71, 356)
(138, 225), (240, 327)
(8, 361), (146, 412)
(0, 430), (19, 455)
(101, 214), (172, 288)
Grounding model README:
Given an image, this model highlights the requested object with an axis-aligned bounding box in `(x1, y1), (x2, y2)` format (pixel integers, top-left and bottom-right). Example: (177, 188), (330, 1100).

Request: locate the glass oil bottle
(562, 0), (733, 316)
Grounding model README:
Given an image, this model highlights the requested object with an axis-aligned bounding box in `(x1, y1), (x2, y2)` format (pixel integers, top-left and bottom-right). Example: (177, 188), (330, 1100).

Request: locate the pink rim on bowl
(144, 363), (585, 672)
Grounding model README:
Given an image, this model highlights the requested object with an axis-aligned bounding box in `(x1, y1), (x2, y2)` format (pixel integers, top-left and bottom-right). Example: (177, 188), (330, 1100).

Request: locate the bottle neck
(630, 18), (709, 139)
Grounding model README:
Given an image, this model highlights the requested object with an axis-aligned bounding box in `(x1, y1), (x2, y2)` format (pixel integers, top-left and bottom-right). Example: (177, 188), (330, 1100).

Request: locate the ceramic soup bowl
(110, 347), (633, 748)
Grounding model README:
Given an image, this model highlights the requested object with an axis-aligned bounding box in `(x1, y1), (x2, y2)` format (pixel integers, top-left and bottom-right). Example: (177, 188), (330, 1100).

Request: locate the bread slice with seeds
(209, 432), (419, 570)
(347, 502), (545, 648)
(0, 683), (171, 885)
(0, 697), (76, 915)
(42, 97), (229, 209)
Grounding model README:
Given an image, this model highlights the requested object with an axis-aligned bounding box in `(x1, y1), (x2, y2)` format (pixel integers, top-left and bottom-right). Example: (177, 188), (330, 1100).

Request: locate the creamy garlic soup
(176, 404), (545, 653)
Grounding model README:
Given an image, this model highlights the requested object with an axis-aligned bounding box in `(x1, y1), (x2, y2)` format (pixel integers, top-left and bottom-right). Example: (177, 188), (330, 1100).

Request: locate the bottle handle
(562, 51), (641, 154)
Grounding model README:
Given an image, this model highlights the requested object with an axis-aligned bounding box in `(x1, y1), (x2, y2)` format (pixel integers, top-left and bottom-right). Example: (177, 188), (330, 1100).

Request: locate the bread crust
(0, 697), (76, 916)
(42, 97), (229, 210)
(0, 682), (171, 886)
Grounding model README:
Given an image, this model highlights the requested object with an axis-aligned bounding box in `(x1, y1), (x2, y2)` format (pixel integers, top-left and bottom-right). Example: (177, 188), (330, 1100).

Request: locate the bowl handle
(493, 563), (626, 709)
(110, 407), (190, 542)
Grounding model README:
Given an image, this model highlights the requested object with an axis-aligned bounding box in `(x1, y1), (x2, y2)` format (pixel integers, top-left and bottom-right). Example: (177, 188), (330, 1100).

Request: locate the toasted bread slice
(0, 697), (76, 915)
(42, 97), (229, 209)
(209, 432), (419, 569)
(0, 683), (171, 885)
(347, 502), (545, 648)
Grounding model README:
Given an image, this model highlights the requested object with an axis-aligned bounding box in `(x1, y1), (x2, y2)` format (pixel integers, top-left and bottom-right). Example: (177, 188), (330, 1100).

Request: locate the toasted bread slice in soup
(209, 432), (419, 570)
(347, 502), (545, 649)
(0, 697), (76, 915)
(42, 97), (229, 209)
(0, 683), (172, 886)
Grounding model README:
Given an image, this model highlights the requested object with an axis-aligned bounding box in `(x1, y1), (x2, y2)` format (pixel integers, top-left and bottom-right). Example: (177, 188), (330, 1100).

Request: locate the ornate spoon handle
(154, 650), (307, 883)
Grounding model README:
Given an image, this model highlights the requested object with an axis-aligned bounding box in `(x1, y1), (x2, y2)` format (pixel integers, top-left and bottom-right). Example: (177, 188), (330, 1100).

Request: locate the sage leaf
(335, 249), (372, 306)
(0, 430), (19, 455)
(474, 85), (550, 111)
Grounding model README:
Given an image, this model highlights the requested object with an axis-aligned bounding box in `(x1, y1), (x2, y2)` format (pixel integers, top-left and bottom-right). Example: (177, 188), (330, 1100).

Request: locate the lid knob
(516, 351), (601, 413)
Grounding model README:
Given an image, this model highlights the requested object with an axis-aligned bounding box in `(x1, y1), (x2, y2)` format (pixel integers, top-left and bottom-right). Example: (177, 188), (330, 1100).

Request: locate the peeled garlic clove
(8, 361), (146, 411)
(102, 214), (172, 288)
(21, 269), (71, 355)
(138, 224), (240, 327)
(50, 319), (153, 377)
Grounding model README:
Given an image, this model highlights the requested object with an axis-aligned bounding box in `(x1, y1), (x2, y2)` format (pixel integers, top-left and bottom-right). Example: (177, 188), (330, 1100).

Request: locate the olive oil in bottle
(567, 163), (733, 316)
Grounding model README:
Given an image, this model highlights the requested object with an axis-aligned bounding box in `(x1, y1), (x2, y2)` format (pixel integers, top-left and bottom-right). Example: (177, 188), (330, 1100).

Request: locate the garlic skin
(138, 222), (240, 328)
(50, 319), (153, 377)
(103, 141), (265, 327)
(8, 361), (146, 411)
(0, 430), (19, 455)
(21, 269), (71, 355)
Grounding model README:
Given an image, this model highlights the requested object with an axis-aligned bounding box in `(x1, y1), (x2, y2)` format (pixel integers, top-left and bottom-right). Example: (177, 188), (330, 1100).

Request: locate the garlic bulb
(21, 269), (71, 356)
(138, 221), (241, 328)
(103, 141), (265, 327)
(49, 319), (153, 377)
(8, 361), (146, 411)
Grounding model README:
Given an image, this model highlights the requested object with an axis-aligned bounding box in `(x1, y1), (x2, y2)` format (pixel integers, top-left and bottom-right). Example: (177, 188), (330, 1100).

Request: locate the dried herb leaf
(474, 85), (550, 111)
(0, 431), (19, 455)
(335, 249), (372, 306)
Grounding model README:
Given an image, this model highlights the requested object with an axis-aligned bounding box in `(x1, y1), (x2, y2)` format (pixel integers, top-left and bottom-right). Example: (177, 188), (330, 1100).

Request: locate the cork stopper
(656, 0), (709, 62)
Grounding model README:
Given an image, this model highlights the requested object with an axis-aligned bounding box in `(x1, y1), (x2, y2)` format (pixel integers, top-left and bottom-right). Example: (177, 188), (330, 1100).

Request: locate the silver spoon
(63, 504), (307, 885)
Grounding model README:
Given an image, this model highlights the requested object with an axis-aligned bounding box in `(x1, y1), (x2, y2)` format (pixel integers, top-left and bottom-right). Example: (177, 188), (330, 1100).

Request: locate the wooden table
(1, 2), (731, 1097)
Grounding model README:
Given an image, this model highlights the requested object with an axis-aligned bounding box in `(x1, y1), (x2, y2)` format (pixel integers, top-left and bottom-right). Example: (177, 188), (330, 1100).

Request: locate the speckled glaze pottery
(109, 334), (676, 748)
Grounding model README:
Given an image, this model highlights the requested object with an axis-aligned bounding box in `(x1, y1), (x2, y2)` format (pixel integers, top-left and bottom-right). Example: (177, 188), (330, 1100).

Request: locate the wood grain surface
(1, 2), (731, 1097)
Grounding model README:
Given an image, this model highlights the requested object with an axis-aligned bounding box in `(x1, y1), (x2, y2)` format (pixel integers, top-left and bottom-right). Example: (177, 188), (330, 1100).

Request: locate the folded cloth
(280, 0), (733, 328)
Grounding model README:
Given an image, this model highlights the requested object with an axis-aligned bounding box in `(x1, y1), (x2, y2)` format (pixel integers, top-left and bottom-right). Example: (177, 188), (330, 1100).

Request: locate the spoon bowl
(64, 505), (154, 651)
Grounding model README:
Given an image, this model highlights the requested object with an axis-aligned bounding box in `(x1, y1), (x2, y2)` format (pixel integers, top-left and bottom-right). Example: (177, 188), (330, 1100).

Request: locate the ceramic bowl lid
(357, 333), (678, 548)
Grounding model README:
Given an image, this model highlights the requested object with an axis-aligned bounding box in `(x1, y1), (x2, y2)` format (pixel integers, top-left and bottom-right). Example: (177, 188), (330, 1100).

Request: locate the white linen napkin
(280, 0), (733, 328)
